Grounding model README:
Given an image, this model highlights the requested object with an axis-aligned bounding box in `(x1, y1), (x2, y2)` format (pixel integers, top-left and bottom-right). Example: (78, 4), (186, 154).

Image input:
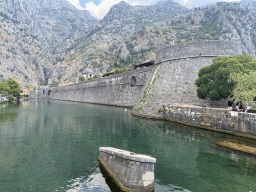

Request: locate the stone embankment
(98, 147), (156, 192)
(163, 105), (256, 139)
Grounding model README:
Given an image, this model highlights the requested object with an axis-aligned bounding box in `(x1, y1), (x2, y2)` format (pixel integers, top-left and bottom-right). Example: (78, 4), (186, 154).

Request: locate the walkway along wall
(132, 40), (242, 119)
(163, 105), (256, 139)
(47, 67), (153, 107)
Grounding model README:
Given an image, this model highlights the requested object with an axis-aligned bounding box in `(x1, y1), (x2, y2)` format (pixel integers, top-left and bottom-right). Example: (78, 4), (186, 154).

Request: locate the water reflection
(65, 165), (110, 192)
(133, 118), (256, 192)
(0, 103), (19, 123)
(0, 100), (256, 192)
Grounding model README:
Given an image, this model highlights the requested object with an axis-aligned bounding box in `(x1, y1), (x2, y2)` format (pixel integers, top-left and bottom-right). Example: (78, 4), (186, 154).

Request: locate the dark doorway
(131, 76), (136, 87)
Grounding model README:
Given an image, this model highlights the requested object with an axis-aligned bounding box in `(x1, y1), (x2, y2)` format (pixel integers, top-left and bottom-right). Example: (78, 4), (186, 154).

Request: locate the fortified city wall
(155, 40), (241, 63)
(47, 67), (153, 107)
(132, 40), (242, 119)
(29, 86), (50, 99)
(30, 40), (241, 114)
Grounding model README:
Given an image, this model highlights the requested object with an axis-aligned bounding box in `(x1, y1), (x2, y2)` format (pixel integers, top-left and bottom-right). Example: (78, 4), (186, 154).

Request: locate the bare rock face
(0, 0), (95, 86)
(1, 0), (256, 86)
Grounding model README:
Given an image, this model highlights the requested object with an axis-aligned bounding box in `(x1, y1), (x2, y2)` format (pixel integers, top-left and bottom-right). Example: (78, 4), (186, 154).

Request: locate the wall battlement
(155, 40), (241, 64)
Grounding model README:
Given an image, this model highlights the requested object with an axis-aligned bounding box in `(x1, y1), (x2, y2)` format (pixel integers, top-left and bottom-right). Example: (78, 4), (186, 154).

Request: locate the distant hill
(0, 0), (256, 86)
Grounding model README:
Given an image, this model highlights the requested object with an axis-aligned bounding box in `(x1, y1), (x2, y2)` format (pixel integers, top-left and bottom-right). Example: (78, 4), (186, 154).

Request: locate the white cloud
(181, 0), (239, 5)
(85, 0), (160, 19)
(67, 0), (84, 9)
(85, 0), (240, 19)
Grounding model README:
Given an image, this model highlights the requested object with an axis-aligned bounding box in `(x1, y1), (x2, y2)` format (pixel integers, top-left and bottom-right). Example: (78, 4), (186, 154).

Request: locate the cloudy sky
(67, 0), (239, 19)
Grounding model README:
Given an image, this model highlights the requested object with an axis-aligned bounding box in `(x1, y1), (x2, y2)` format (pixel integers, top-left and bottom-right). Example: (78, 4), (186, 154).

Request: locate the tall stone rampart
(30, 40), (242, 117)
(133, 40), (242, 119)
(155, 40), (241, 64)
(29, 86), (50, 99)
(47, 67), (153, 107)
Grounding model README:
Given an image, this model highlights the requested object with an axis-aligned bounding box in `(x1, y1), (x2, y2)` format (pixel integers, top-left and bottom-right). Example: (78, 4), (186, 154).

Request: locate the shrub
(114, 68), (127, 74)
(7, 95), (14, 102)
(79, 76), (85, 82)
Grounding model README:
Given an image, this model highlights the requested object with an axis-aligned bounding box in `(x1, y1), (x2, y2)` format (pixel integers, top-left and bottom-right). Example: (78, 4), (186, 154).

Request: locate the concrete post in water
(98, 147), (156, 192)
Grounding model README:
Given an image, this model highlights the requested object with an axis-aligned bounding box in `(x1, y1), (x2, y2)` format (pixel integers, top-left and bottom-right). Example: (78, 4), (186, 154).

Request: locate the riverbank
(0, 100), (8, 105)
(162, 105), (256, 140)
(2, 99), (256, 191)
(30, 97), (256, 140)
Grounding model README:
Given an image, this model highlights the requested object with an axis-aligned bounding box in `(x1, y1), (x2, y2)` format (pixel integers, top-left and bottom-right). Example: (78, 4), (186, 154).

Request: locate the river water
(0, 99), (256, 192)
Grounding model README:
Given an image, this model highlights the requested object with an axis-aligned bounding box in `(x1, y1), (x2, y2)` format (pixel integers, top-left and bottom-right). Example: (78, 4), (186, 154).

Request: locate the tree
(229, 71), (256, 104)
(5, 78), (22, 96)
(195, 54), (255, 101)
(7, 95), (14, 102)
(0, 82), (10, 95)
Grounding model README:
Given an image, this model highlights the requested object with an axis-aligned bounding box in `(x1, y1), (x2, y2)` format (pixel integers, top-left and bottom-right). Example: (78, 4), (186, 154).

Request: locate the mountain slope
(1, 0), (256, 86)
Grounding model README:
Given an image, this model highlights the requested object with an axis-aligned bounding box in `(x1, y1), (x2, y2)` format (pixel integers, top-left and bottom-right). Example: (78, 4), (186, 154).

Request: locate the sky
(67, 0), (240, 19)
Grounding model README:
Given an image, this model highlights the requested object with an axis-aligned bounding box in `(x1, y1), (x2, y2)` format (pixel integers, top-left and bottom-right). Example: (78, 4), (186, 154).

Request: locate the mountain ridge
(0, 0), (256, 87)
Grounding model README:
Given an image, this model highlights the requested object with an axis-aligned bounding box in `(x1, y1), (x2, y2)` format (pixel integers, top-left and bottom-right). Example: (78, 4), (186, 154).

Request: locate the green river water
(0, 99), (256, 192)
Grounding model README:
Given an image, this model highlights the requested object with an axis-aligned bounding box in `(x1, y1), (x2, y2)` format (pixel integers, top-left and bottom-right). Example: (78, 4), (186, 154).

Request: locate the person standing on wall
(228, 100), (232, 111)
(239, 101), (245, 112)
(235, 103), (239, 111)
(245, 103), (252, 113)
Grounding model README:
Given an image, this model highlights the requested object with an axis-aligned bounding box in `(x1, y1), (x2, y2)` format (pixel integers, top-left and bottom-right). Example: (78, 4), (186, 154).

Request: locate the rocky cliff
(1, 0), (256, 87)
(0, 0), (94, 85)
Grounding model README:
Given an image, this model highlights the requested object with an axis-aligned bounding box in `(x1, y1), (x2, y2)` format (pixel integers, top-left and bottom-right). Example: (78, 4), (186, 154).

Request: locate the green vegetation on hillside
(50, 82), (59, 87)
(87, 75), (98, 80)
(114, 68), (127, 74)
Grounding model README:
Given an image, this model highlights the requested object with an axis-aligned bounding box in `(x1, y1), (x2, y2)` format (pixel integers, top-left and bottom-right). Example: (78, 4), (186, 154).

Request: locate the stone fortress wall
(47, 66), (153, 107)
(163, 105), (256, 139)
(133, 40), (242, 119)
(155, 40), (241, 63)
(29, 86), (50, 99)
(30, 40), (241, 114)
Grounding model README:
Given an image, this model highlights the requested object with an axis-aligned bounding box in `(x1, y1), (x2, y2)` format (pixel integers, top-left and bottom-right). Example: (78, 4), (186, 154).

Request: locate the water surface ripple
(0, 100), (256, 192)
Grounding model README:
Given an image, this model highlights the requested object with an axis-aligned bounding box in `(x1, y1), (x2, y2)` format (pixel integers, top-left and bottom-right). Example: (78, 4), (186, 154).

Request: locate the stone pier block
(98, 147), (156, 192)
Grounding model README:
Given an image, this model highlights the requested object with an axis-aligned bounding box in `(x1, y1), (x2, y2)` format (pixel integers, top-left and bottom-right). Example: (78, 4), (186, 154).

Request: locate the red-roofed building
(23, 89), (30, 95)
(59, 83), (68, 87)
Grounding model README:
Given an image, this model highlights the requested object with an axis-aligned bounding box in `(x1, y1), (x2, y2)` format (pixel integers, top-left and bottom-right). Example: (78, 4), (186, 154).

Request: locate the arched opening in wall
(131, 76), (136, 87)
(48, 90), (51, 96)
(43, 90), (45, 95)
